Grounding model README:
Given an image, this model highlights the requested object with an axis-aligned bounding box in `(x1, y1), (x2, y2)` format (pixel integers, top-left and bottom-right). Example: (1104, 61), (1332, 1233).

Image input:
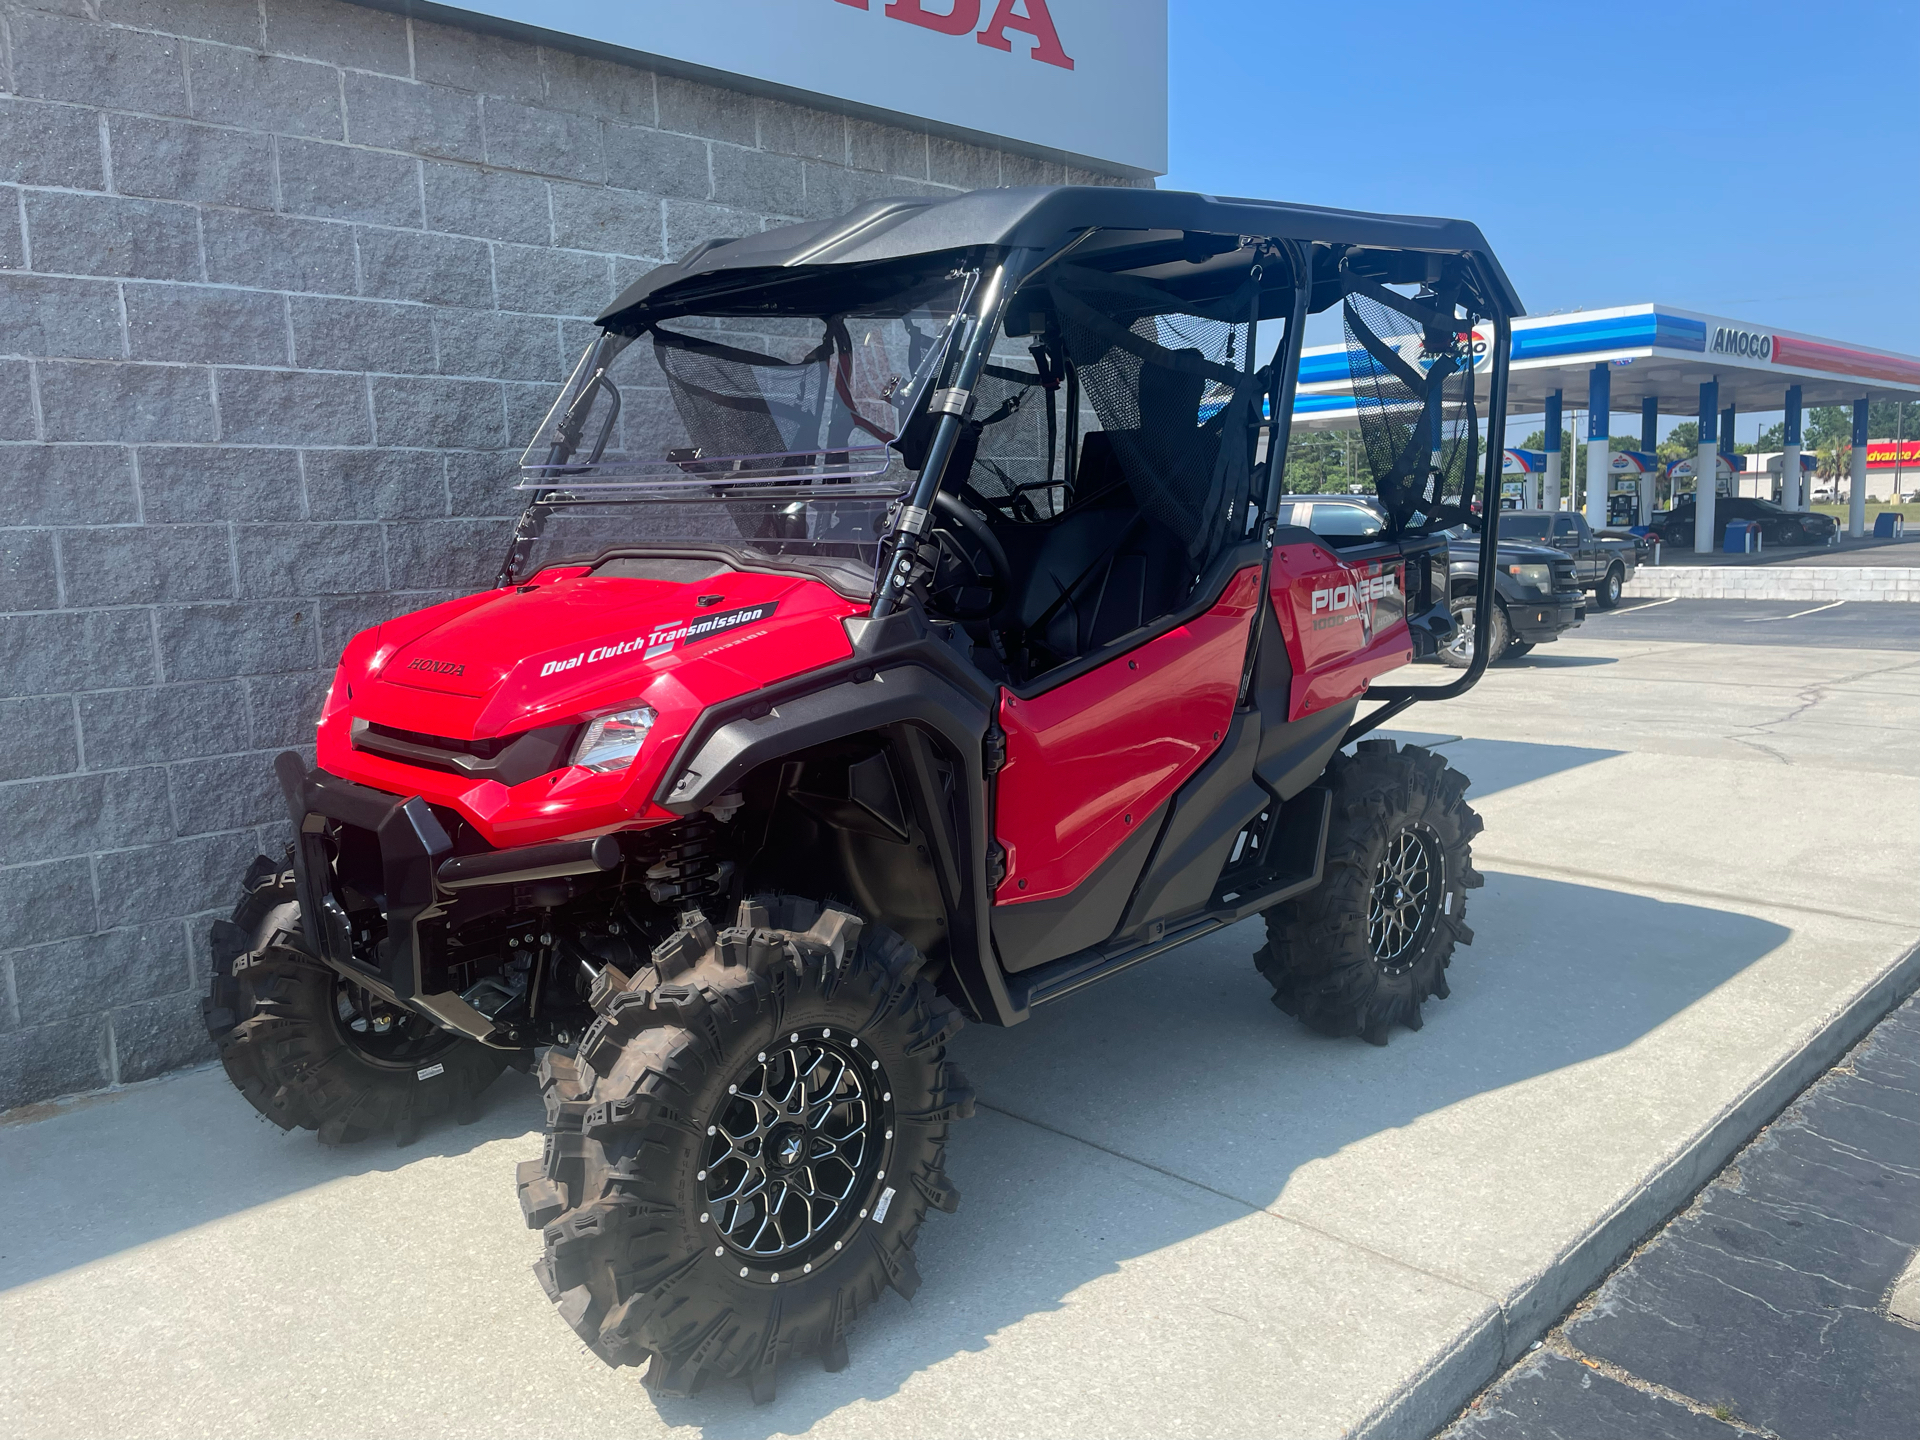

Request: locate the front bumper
(1506, 592), (1585, 643)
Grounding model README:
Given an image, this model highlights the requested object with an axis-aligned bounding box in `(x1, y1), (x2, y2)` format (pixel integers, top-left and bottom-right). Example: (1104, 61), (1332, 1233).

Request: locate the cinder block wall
(0, 0), (1145, 1111)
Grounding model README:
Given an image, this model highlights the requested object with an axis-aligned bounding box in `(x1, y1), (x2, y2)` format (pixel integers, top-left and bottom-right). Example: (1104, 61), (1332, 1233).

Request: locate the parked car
(1645, 497), (1839, 549)
(1494, 510), (1638, 608)
(1280, 496), (1584, 666)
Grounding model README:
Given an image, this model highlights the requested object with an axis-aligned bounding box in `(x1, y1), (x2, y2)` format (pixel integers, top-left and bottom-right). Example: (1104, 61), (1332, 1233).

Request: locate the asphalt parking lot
(1578, 596), (1920, 650)
(3, 610), (1916, 1439)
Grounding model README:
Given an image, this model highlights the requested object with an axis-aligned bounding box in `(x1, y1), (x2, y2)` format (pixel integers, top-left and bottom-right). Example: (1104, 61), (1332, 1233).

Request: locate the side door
(991, 567), (1264, 966)
(1551, 513), (1590, 582)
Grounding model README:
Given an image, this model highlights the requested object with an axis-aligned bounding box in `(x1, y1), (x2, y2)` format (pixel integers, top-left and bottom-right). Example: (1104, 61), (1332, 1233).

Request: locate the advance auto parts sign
(540, 602), (779, 678)
(420, 1), (1167, 175)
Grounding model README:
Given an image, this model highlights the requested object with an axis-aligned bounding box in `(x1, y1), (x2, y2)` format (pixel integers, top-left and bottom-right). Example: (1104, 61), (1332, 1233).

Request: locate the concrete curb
(1359, 939), (1920, 1440)
(1624, 566), (1920, 602)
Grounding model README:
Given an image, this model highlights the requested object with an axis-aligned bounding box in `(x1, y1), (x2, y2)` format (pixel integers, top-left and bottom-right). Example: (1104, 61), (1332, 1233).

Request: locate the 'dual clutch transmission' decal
(539, 601), (781, 678)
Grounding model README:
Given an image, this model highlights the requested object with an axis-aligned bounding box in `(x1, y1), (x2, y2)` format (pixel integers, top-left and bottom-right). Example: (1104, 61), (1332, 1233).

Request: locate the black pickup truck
(1279, 495), (1585, 667)
(1497, 509), (1640, 610)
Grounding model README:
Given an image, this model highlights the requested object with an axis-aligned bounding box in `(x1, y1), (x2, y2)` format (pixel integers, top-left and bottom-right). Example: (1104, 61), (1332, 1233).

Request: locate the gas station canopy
(1294, 303), (1920, 428)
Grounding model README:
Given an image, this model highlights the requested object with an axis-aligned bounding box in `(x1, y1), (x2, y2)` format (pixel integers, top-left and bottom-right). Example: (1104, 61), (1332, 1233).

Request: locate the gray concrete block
(156, 600), (319, 682)
(420, 161), (551, 245)
(23, 191), (202, 281)
(109, 991), (212, 1083)
(8, 11), (191, 118)
(0, 610), (158, 698)
(0, 96), (104, 189)
(137, 446), (303, 523)
(242, 669), (330, 747)
(709, 143), (800, 213)
(9, 923), (190, 1028)
(0, 767), (172, 866)
(846, 117), (927, 178)
(998, 149), (1063, 186)
(124, 285), (289, 367)
(356, 226), (493, 308)
(490, 241), (610, 317)
(756, 97), (843, 163)
(480, 98), (604, 183)
(0, 530), (60, 611)
(539, 48), (653, 123)
(0, 361), (33, 441)
(314, 589), (437, 658)
(445, 449), (522, 517)
(0, 1013), (109, 1109)
(0, 189), (23, 271)
(187, 44), (342, 141)
(549, 183), (661, 257)
(277, 138), (424, 227)
(37, 361), (216, 443)
(411, 18), (545, 103)
(167, 750), (285, 835)
(501, 382), (550, 455)
(605, 124), (710, 201)
(0, 274), (124, 359)
(0, 444), (139, 526)
(108, 115), (276, 211)
(656, 73), (755, 147)
(0, 695), (78, 781)
(288, 295), (436, 375)
(800, 162), (938, 220)
(262, 0), (410, 76)
(77, 682), (249, 772)
(303, 447), (447, 519)
(59, 524), (234, 606)
(663, 200), (762, 265)
(384, 516), (513, 590)
(928, 135), (1000, 189)
(202, 210), (358, 294)
(233, 520), (384, 596)
(343, 72), (484, 162)
(99, 0), (262, 46)
(371, 375), (506, 448)
(433, 307), (561, 382)
(215, 369), (371, 446)
(94, 829), (256, 930)
(3, 860), (98, 958)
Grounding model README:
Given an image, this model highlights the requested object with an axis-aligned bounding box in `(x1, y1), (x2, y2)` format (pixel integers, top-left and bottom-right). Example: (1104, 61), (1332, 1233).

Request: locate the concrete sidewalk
(2, 631), (1916, 1439)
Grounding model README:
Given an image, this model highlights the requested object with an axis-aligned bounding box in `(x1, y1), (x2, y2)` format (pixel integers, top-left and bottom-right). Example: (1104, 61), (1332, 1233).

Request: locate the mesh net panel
(1342, 289), (1478, 530)
(1047, 266), (1255, 567)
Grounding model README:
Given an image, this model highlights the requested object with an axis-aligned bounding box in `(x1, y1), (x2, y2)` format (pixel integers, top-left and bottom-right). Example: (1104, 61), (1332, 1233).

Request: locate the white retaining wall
(1623, 567), (1920, 602)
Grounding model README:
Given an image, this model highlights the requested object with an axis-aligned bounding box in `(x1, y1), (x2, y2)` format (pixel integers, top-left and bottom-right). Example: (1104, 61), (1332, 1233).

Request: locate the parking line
(1623, 596), (1679, 610)
(1744, 600), (1848, 623)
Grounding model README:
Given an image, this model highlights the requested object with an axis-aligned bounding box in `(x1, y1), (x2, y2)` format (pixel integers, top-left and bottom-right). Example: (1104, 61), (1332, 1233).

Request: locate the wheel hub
(702, 1032), (886, 1266)
(1368, 825), (1441, 974)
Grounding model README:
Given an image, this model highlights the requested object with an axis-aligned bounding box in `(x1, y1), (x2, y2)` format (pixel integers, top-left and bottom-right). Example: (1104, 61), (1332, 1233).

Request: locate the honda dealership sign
(427, 0), (1168, 175)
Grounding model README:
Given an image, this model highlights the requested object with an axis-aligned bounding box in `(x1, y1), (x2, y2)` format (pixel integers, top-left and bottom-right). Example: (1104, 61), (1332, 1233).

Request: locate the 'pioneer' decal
(539, 602), (780, 678)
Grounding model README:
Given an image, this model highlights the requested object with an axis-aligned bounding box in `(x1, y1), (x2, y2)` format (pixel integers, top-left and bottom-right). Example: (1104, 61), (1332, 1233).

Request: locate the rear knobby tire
(202, 854), (507, 1145)
(1255, 740), (1483, 1045)
(520, 895), (973, 1403)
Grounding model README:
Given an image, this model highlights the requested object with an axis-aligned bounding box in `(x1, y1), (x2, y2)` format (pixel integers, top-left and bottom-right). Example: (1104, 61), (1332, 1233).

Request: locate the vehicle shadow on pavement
(646, 868), (1790, 1436)
(1503, 653), (1619, 668)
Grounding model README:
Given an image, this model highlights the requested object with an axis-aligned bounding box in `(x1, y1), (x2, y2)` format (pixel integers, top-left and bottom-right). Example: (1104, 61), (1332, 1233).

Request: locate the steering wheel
(924, 490), (1013, 623)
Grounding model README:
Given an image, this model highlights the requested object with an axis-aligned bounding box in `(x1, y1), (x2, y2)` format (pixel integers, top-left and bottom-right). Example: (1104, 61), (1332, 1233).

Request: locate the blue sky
(1163, 0), (1919, 430)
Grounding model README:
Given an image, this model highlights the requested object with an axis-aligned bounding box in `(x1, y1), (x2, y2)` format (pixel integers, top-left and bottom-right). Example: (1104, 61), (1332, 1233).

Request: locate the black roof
(598, 185), (1523, 330)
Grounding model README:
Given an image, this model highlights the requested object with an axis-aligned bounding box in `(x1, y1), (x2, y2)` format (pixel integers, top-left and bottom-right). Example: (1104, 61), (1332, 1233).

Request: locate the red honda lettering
(976, 0), (1075, 69)
(885, 0), (981, 34)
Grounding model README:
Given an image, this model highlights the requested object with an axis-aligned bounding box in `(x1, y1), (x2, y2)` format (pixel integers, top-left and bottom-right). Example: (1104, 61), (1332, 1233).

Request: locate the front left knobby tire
(520, 895), (973, 1403)
(1255, 740), (1483, 1045)
(203, 854), (507, 1145)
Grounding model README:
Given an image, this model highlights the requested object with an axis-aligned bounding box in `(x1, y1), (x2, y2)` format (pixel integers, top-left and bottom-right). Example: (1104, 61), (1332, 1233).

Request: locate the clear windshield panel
(518, 273), (971, 495)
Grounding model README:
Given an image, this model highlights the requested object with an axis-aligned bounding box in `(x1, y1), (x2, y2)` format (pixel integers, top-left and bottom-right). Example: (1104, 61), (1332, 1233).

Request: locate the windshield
(1497, 515), (1549, 539)
(502, 269), (975, 591)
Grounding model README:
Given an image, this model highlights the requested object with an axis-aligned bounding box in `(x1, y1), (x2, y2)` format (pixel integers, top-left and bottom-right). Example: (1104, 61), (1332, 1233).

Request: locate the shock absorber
(634, 815), (733, 907)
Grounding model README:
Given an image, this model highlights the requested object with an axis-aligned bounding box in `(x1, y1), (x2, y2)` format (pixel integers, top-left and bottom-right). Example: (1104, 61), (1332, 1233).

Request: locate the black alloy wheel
(704, 1031), (889, 1268)
(1368, 824), (1441, 975)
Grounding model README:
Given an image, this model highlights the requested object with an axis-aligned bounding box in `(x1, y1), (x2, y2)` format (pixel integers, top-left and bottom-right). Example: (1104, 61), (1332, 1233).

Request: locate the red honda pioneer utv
(203, 187), (1517, 1400)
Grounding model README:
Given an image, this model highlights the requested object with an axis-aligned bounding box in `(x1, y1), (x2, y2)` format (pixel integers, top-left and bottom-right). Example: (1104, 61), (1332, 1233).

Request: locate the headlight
(1506, 563), (1553, 589)
(570, 704), (657, 773)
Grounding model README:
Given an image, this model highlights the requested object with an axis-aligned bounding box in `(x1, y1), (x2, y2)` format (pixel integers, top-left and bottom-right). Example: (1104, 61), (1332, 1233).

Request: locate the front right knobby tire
(1255, 740), (1483, 1045)
(520, 895), (973, 1403)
